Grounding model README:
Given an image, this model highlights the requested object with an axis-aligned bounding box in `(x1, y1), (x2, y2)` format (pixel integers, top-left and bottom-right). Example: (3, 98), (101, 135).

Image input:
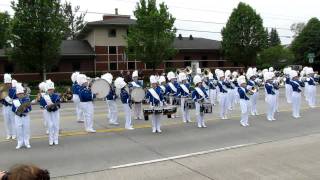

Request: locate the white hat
(38, 82), (47, 91)
(114, 77), (127, 89)
(290, 70), (298, 79)
(225, 70), (231, 77)
(237, 75), (246, 85)
(4, 73), (12, 83)
(178, 72), (187, 82)
(46, 79), (55, 90)
(77, 74), (87, 86)
(150, 75), (158, 84)
(264, 72), (273, 81)
(300, 70), (305, 77)
(269, 67), (274, 72)
(158, 76), (166, 84)
(306, 67), (314, 75)
(16, 83), (24, 94)
(193, 75), (202, 85)
(132, 70), (138, 78)
(101, 73), (113, 84)
(246, 68), (254, 79)
(208, 72), (214, 80)
(214, 69), (220, 75)
(217, 70), (225, 79)
(71, 72), (80, 83)
(167, 71), (176, 81)
(232, 71), (238, 77)
(252, 68), (257, 75)
(11, 79), (17, 88)
(302, 66), (308, 73)
(196, 68), (201, 75)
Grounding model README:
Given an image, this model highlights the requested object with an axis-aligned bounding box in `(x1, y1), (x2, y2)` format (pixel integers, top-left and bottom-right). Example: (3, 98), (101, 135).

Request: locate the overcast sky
(1, 0), (319, 44)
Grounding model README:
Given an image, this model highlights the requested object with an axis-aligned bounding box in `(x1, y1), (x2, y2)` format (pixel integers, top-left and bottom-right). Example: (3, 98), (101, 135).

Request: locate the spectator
(0, 164), (50, 180)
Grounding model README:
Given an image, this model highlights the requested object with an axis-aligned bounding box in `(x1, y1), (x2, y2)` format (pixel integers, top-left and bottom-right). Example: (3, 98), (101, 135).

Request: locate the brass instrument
(202, 68), (211, 77)
(176, 68), (185, 75)
(16, 101), (31, 116)
(0, 83), (9, 100)
(185, 66), (192, 75)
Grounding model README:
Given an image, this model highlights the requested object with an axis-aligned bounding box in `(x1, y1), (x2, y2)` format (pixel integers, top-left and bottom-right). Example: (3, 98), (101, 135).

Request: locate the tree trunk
(42, 64), (47, 81)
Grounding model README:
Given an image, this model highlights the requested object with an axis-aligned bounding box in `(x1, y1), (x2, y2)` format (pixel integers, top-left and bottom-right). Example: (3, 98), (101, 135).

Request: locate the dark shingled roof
(173, 37), (221, 50)
(86, 18), (136, 26)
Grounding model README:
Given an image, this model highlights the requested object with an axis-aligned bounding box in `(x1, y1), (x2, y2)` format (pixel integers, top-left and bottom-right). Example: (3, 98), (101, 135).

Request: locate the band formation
(0, 66), (318, 150)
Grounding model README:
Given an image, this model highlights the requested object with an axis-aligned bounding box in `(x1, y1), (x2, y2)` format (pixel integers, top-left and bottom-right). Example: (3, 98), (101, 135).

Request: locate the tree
(291, 18), (320, 65)
(126, 0), (177, 70)
(10, 0), (66, 80)
(268, 28), (281, 47)
(221, 2), (268, 67)
(61, 1), (86, 40)
(290, 22), (305, 38)
(0, 11), (11, 49)
(257, 45), (294, 69)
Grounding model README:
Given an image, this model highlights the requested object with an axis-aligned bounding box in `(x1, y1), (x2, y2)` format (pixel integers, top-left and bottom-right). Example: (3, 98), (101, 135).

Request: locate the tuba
(0, 84), (9, 100)
(176, 68), (185, 75)
(203, 68), (211, 77)
(185, 66), (192, 75)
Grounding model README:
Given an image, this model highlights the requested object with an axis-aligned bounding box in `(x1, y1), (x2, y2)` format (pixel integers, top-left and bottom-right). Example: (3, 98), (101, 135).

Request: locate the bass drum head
(91, 79), (110, 99)
(131, 88), (145, 102)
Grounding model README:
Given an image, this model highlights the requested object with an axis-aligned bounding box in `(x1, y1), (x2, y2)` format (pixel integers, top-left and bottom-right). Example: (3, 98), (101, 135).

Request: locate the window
(184, 61), (191, 67)
(166, 62), (173, 68)
(72, 62), (81, 71)
(110, 63), (117, 70)
(128, 62), (135, 70)
(201, 56), (208, 60)
(5, 64), (14, 73)
(109, 29), (117, 37)
(201, 61), (208, 68)
(184, 56), (191, 60)
(146, 63), (154, 69)
(218, 61), (224, 67)
(109, 46), (117, 54)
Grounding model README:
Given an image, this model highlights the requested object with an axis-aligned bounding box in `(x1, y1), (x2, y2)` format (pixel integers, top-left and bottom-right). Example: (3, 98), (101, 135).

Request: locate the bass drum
(131, 88), (145, 102)
(91, 79), (110, 99)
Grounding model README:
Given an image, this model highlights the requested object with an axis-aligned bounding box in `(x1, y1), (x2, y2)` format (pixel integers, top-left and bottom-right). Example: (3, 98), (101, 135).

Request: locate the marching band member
(283, 67), (293, 103)
(130, 70), (143, 120)
(102, 73), (119, 125)
(1, 74), (16, 140)
(115, 77), (134, 130)
(217, 70), (229, 119)
(146, 75), (165, 133)
(301, 67), (309, 101)
(290, 70), (305, 118)
(232, 71), (240, 105)
(158, 75), (166, 94)
(237, 75), (250, 127)
(208, 72), (217, 106)
(40, 80), (61, 145)
(264, 72), (276, 121)
(177, 72), (191, 123)
(192, 75), (209, 128)
(246, 68), (259, 116)
(273, 73), (280, 112)
(71, 72), (84, 123)
(12, 83), (32, 149)
(77, 74), (96, 133)
(38, 82), (49, 134)
(165, 71), (179, 118)
(224, 70), (235, 111)
(305, 67), (316, 108)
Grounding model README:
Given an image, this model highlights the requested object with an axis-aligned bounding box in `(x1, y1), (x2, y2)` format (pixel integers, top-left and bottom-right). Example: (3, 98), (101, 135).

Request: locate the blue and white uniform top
(208, 80), (216, 90)
(120, 88), (130, 104)
(79, 86), (95, 102)
(224, 80), (234, 90)
(165, 81), (179, 96)
(39, 93), (61, 111)
(192, 86), (208, 102)
(12, 96), (32, 116)
(285, 76), (291, 85)
(71, 82), (81, 95)
(306, 77), (316, 86)
(217, 80), (228, 93)
(129, 81), (142, 88)
(247, 80), (256, 90)
(238, 87), (249, 100)
(145, 86), (165, 107)
(106, 85), (117, 101)
(1, 87), (16, 106)
(177, 83), (191, 98)
(265, 83), (275, 95)
(233, 80), (239, 88)
(290, 80), (304, 93)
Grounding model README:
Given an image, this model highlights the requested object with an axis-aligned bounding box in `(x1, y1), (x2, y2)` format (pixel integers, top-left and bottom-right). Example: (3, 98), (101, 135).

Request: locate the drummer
(192, 75), (209, 128)
(71, 72), (84, 123)
(129, 70), (143, 120)
(146, 75), (165, 133)
(177, 72), (191, 123)
(165, 71), (179, 118)
(101, 73), (119, 125)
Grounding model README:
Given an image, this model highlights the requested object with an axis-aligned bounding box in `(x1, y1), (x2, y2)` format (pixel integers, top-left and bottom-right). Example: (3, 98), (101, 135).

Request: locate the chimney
(115, 8), (118, 15)
(178, 34), (183, 40)
(189, 35), (193, 40)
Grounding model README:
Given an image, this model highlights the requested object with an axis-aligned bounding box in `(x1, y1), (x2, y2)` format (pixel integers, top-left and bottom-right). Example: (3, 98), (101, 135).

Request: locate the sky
(1, 0), (319, 44)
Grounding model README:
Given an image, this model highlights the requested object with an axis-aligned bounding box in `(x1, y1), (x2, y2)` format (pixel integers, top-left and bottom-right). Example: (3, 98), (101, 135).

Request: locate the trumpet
(185, 66), (192, 75)
(202, 68), (211, 77)
(176, 68), (185, 75)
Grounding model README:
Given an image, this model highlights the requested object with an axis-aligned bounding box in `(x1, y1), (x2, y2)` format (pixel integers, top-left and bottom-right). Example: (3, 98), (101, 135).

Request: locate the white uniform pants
(45, 110), (60, 143)
(219, 93), (228, 118)
(195, 102), (205, 127)
(209, 89), (217, 105)
(3, 105), (16, 137)
(285, 84), (292, 103)
(79, 102), (94, 131)
(123, 104), (133, 129)
(250, 92), (259, 115)
(227, 89), (234, 110)
(307, 85), (316, 108)
(292, 92), (301, 118)
(151, 114), (162, 131)
(265, 94), (276, 120)
(275, 90), (280, 112)
(72, 94), (84, 121)
(42, 109), (48, 132)
(181, 97), (190, 122)
(233, 88), (239, 104)
(106, 100), (118, 124)
(15, 115), (30, 146)
(133, 103), (142, 119)
(304, 82), (309, 101)
(239, 99), (250, 125)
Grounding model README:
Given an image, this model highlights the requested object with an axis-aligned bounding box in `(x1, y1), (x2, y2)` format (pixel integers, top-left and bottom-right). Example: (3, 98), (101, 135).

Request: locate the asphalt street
(0, 88), (319, 179)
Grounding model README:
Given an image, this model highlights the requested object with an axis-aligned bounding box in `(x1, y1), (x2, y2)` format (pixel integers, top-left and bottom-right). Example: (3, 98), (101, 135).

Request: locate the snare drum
(184, 98), (195, 109)
(143, 108), (154, 121)
(163, 106), (177, 118)
(172, 97), (181, 105)
(153, 107), (163, 114)
(200, 103), (213, 114)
